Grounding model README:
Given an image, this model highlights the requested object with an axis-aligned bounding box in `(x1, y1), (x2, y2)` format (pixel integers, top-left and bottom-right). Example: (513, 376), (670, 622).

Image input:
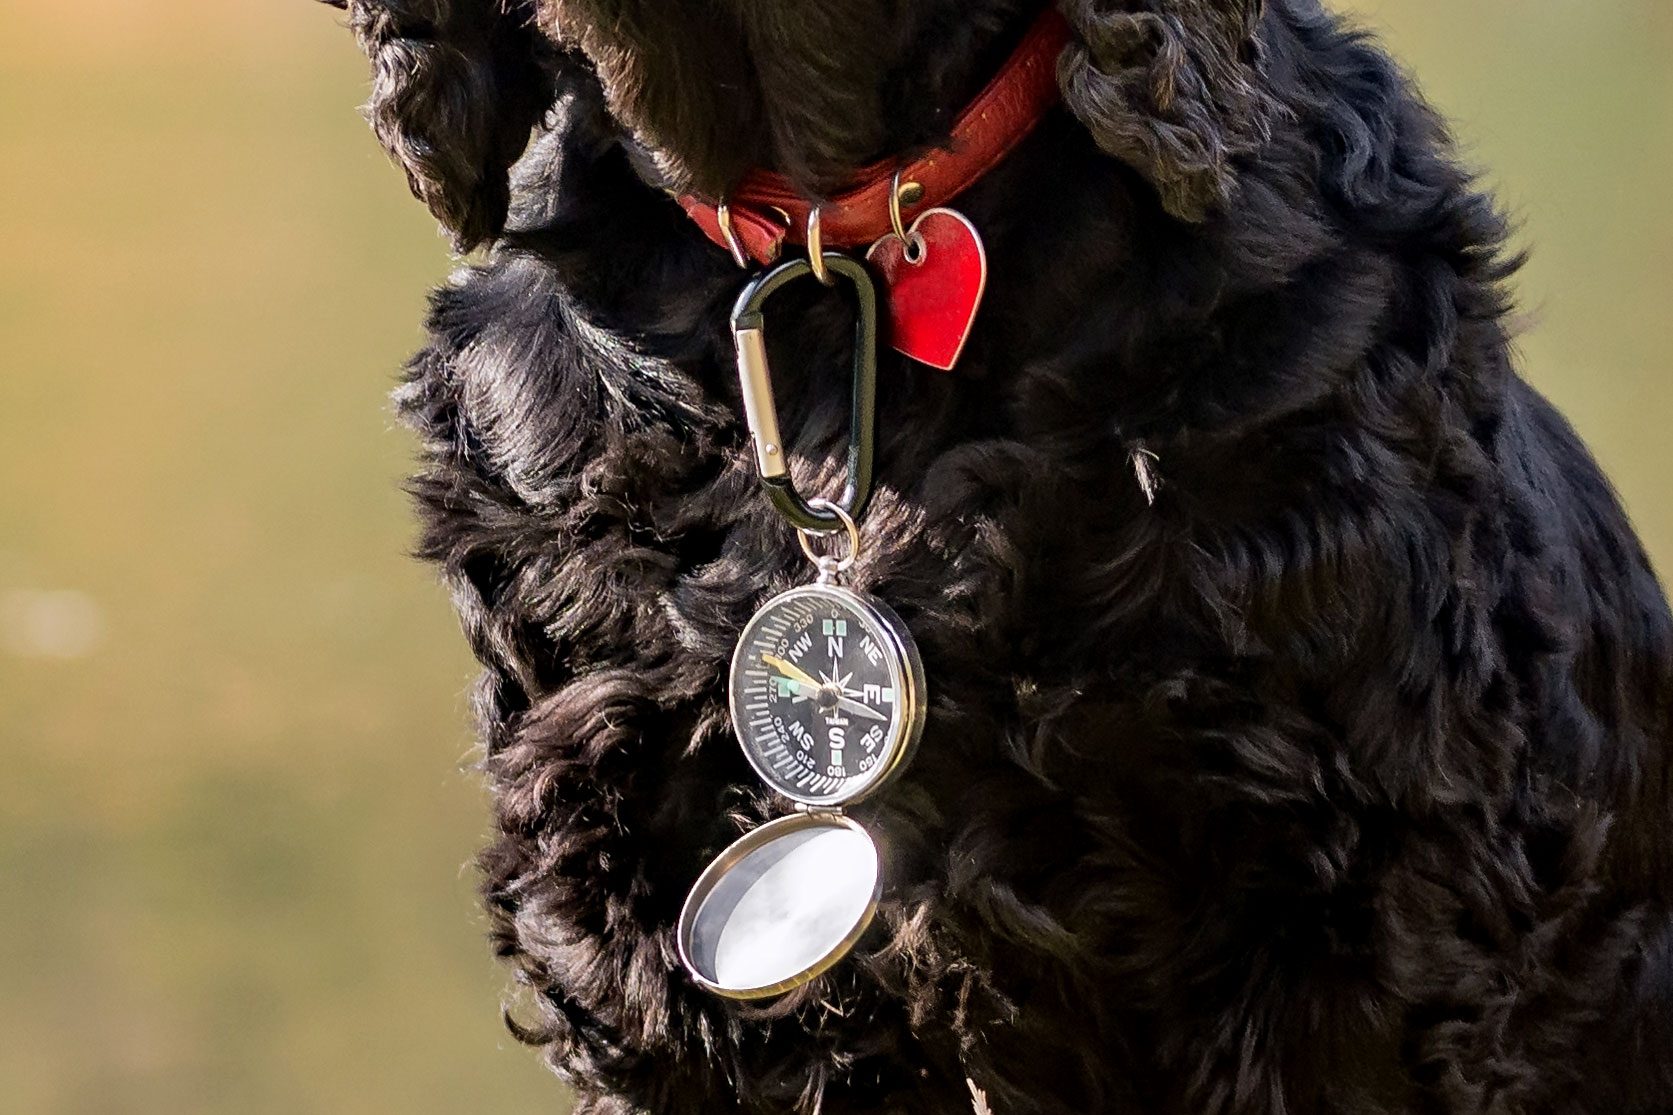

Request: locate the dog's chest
(448, 262), (1412, 1111)
(639, 361), (1233, 855)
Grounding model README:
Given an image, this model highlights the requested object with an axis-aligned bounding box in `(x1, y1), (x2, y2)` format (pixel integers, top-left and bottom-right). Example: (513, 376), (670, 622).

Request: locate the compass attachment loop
(797, 498), (861, 580)
(731, 253), (879, 533)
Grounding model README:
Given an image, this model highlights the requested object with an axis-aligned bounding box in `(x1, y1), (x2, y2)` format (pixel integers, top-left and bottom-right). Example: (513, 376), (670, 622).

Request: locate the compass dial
(728, 584), (925, 806)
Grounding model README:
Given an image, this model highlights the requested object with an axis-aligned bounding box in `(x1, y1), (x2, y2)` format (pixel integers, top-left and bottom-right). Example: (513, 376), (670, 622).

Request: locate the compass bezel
(727, 583), (926, 807)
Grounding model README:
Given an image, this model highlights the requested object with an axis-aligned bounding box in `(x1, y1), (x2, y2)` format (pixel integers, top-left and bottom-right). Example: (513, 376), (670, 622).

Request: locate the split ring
(797, 498), (861, 577)
(806, 208), (833, 284)
(717, 203), (750, 269)
(889, 171), (927, 264)
(889, 170), (911, 243)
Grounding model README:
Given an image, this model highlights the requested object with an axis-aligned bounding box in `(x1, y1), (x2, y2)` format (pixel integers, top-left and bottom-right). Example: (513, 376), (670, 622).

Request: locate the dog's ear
(323, 0), (556, 252)
(1057, 0), (1274, 222)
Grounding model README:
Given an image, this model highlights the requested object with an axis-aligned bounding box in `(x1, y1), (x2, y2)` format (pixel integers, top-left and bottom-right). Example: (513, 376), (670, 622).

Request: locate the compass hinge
(794, 803), (847, 817)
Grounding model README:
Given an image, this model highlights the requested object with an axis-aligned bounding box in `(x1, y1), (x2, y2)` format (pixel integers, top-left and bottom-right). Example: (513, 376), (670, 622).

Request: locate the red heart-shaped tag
(867, 208), (989, 372)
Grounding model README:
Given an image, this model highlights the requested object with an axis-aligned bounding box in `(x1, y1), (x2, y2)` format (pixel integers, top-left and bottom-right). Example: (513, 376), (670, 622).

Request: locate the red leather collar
(679, 9), (1071, 267)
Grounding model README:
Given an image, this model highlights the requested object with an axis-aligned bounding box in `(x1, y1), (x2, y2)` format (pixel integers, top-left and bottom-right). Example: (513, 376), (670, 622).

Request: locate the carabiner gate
(731, 253), (879, 534)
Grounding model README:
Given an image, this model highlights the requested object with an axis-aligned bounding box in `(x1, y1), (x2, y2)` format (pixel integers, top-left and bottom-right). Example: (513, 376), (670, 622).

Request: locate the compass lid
(677, 812), (881, 1000)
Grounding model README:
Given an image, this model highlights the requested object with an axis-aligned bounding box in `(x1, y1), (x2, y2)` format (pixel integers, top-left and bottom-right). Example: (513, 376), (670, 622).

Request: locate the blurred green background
(0, 1), (1668, 1111)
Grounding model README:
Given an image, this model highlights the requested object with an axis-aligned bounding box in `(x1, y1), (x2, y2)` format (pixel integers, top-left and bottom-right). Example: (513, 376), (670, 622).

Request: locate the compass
(728, 584), (925, 808)
(678, 581), (926, 1000)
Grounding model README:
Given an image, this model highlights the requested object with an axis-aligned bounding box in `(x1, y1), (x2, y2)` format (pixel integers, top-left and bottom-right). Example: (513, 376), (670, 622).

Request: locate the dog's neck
(675, 10), (1070, 267)
(545, 0), (1046, 200)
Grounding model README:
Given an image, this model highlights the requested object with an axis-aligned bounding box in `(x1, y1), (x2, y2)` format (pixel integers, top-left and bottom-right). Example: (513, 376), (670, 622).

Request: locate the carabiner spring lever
(731, 253), (879, 534)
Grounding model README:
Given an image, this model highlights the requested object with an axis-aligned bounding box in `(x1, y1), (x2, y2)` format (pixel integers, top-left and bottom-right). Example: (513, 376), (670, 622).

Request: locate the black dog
(329, 0), (1673, 1110)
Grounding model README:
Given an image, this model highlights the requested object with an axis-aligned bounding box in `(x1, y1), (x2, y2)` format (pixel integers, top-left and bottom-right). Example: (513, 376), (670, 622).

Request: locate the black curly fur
(334, 0), (1673, 1110)
(323, 0), (557, 251)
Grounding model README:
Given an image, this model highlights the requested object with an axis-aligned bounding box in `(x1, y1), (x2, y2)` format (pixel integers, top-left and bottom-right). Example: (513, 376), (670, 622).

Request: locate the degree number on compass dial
(728, 584), (926, 807)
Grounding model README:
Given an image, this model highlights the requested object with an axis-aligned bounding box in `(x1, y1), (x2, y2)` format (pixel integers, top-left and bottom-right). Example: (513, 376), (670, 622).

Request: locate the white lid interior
(680, 814), (880, 998)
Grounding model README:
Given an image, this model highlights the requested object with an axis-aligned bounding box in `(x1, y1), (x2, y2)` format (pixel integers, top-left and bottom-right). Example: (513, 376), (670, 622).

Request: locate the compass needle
(835, 696), (889, 723)
(762, 653), (821, 691)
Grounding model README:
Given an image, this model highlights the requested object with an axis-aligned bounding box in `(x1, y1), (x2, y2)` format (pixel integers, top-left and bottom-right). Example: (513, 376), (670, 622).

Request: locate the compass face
(728, 584), (925, 806)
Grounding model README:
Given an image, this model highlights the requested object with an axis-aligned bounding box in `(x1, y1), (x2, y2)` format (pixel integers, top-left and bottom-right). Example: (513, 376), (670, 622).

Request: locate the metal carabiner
(731, 252), (878, 534)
